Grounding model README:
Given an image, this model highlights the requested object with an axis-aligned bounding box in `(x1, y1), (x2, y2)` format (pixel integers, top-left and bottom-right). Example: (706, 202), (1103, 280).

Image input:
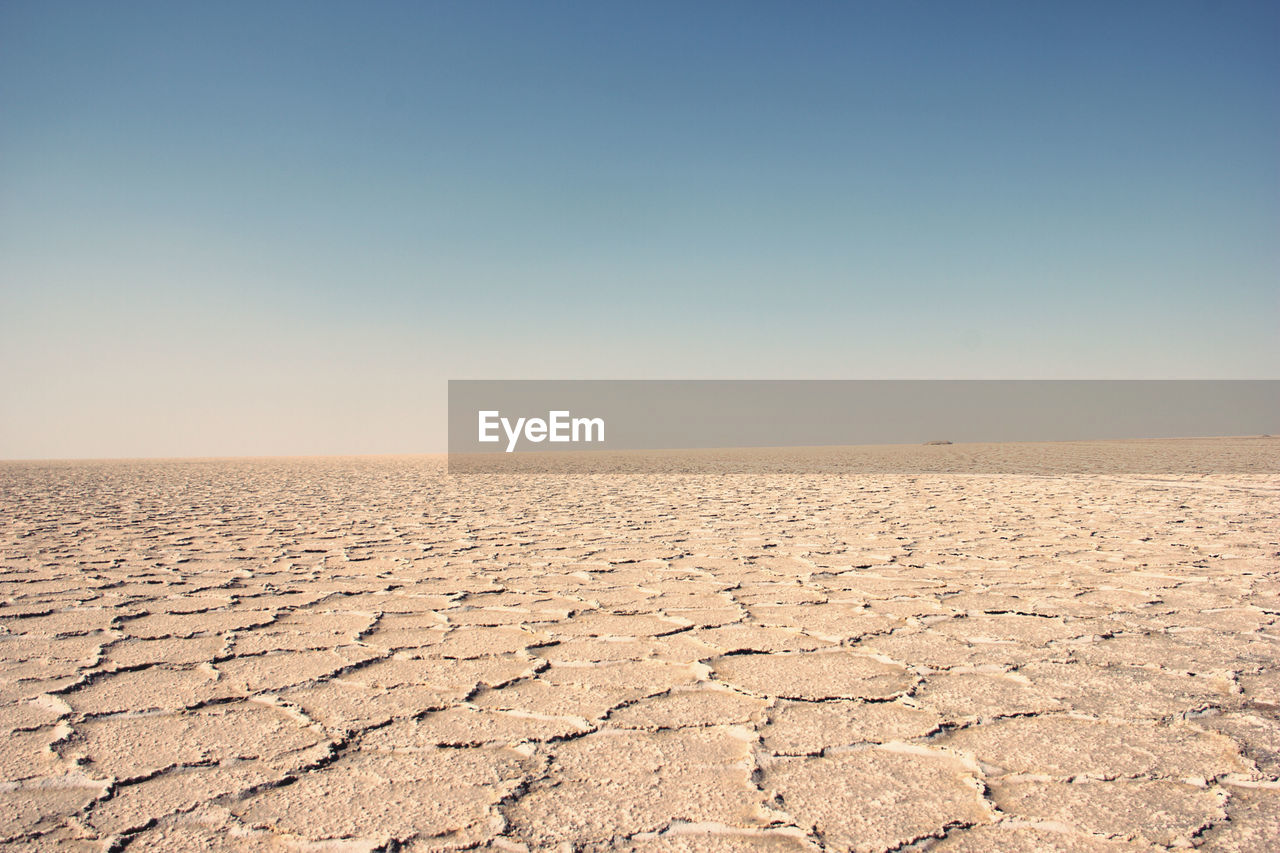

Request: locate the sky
(1, 1), (1277, 458)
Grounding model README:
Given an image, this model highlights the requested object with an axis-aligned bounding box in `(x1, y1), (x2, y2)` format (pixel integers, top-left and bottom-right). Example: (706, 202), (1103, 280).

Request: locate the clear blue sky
(1, 1), (1276, 457)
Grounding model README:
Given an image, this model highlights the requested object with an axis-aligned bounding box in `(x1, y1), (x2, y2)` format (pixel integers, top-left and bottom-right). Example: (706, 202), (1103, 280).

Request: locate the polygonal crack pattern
(0, 455), (1276, 850)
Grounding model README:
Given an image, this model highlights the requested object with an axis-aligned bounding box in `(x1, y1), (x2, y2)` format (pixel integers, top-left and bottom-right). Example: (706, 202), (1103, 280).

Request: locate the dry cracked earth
(1, 448), (1278, 851)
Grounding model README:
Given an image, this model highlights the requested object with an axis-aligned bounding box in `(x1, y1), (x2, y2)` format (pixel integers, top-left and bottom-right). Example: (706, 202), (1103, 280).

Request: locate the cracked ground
(0, 450), (1277, 851)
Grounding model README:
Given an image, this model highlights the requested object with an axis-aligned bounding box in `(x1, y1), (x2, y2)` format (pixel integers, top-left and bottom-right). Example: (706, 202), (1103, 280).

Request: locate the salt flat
(0, 443), (1277, 850)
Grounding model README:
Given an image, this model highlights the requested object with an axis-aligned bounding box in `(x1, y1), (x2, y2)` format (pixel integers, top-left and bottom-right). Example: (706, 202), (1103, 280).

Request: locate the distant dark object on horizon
(923, 440), (953, 446)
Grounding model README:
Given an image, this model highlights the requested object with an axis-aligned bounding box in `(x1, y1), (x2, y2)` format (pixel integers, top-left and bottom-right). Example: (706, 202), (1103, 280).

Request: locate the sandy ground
(0, 444), (1277, 851)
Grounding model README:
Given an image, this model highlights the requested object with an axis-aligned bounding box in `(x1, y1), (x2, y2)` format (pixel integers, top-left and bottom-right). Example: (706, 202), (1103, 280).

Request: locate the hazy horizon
(3, 2), (1277, 459)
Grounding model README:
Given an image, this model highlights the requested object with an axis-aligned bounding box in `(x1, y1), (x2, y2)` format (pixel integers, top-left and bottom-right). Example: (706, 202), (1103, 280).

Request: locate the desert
(0, 439), (1276, 850)
(4, 0), (1276, 848)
